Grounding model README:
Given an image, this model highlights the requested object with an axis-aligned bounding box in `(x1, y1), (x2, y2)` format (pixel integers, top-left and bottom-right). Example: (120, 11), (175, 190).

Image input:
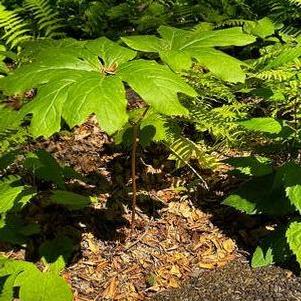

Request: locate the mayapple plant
(0, 25), (255, 230)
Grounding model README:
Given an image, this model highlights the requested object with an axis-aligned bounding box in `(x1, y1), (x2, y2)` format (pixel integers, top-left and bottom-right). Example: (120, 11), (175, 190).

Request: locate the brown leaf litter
(66, 198), (237, 301)
(15, 118), (238, 301)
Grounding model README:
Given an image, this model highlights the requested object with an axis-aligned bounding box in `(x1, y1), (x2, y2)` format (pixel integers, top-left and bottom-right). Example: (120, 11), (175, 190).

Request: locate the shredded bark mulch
(3, 119), (296, 301)
(64, 199), (236, 301)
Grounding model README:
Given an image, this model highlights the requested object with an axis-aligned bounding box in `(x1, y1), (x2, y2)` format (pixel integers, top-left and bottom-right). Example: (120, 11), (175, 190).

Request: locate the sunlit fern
(23, 0), (64, 38)
(249, 39), (301, 143)
(167, 136), (220, 171)
(0, 5), (31, 48)
(0, 106), (29, 155)
(189, 101), (247, 144)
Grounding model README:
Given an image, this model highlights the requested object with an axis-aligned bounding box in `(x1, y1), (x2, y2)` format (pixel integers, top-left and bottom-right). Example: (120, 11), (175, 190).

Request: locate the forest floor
(2, 118), (300, 301)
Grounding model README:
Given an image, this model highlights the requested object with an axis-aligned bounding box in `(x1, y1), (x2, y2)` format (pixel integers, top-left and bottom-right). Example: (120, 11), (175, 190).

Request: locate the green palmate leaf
(280, 162), (301, 213)
(0, 177), (26, 214)
(251, 227), (291, 268)
(0, 37), (196, 138)
(238, 117), (282, 134)
(189, 48), (249, 83)
(122, 26), (256, 82)
(225, 156), (273, 177)
(18, 270), (72, 301)
(39, 236), (74, 274)
(20, 38), (85, 59)
(50, 190), (92, 210)
(118, 60), (196, 115)
(243, 18), (276, 39)
(223, 174), (293, 216)
(0, 259), (72, 301)
(286, 221), (301, 266)
(0, 273), (18, 301)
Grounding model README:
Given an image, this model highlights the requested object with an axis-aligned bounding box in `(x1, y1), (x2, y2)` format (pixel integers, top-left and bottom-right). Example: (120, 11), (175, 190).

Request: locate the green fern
(167, 136), (219, 170)
(216, 18), (248, 28)
(182, 68), (248, 145)
(250, 0), (301, 37)
(0, 4), (31, 48)
(190, 101), (247, 143)
(248, 39), (301, 145)
(0, 106), (29, 155)
(256, 69), (296, 81)
(23, 0), (64, 38)
(290, 0), (301, 5)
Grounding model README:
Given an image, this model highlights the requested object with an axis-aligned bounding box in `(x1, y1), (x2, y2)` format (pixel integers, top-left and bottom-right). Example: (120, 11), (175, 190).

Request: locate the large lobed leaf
(0, 176), (36, 215)
(0, 258), (72, 301)
(251, 227), (291, 268)
(238, 117), (282, 134)
(282, 162), (301, 214)
(223, 173), (293, 216)
(122, 26), (256, 83)
(286, 221), (301, 267)
(24, 150), (81, 189)
(0, 37), (196, 138)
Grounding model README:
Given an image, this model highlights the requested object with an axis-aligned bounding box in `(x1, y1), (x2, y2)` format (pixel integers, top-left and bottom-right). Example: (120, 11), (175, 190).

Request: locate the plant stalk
(130, 107), (149, 233)
(131, 123), (139, 234)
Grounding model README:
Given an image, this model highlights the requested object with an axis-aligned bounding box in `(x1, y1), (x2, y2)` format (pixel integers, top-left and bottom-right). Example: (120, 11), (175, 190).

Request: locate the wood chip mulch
(65, 197), (237, 301)
(4, 118), (239, 301)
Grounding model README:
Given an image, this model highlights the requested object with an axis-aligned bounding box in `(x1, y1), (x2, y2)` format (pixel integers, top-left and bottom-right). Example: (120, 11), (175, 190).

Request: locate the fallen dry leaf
(198, 262), (216, 269)
(222, 239), (236, 253)
(170, 265), (182, 278)
(168, 277), (180, 288)
(102, 277), (119, 299)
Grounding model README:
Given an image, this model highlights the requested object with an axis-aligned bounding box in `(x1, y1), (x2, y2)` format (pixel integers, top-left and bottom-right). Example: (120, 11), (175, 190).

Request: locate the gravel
(152, 258), (301, 301)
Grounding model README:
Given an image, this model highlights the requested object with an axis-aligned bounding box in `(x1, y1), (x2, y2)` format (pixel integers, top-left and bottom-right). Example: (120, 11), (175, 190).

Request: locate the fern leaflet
(24, 0), (64, 38)
(0, 5), (31, 48)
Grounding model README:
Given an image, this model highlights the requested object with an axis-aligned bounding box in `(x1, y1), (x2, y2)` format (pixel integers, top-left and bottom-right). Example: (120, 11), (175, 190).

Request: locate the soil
(153, 258), (301, 301)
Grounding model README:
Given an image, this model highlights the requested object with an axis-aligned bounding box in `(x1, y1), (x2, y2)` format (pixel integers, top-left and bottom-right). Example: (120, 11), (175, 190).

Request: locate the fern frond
(189, 101), (246, 143)
(24, 0), (64, 38)
(0, 106), (28, 154)
(185, 69), (236, 103)
(168, 136), (219, 170)
(0, 6), (31, 48)
(254, 42), (301, 69)
(289, 0), (301, 7)
(215, 19), (248, 28)
(264, 0), (301, 23)
(280, 25), (301, 37)
(256, 69), (295, 81)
